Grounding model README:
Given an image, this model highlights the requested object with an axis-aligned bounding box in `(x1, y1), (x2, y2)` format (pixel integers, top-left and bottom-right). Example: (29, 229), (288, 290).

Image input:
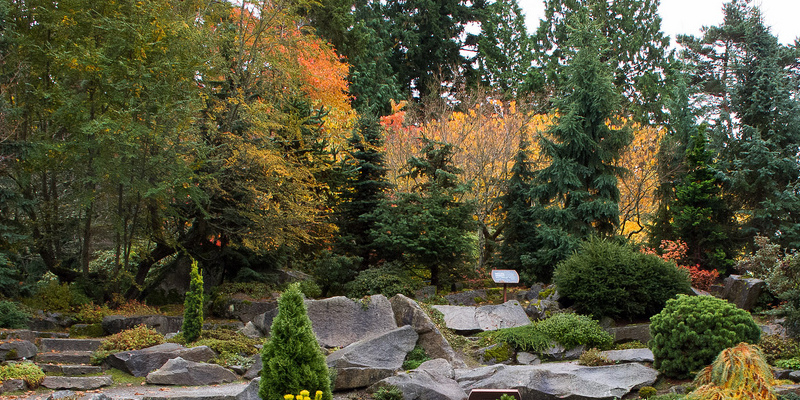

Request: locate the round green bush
(650, 294), (761, 378)
(553, 237), (691, 320)
(344, 262), (422, 298)
(0, 300), (31, 329)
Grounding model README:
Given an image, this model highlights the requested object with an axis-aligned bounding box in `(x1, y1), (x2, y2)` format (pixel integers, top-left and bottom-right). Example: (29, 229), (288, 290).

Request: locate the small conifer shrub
(182, 259), (204, 343)
(689, 342), (777, 400)
(259, 283), (332, 400)
(650, 295), (761, 378)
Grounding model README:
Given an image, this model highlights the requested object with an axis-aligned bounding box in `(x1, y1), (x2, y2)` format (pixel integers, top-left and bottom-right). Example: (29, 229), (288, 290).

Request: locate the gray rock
(85, 394), (113, 400)
(541, 343), (585, 361)
(445, 290), (487, 306)
(244, 355), (262, 380)
(2, 378), (26, 393)
(42, 376), (113, 390)
(371, 366), (468, 400)
(252, 295), (398, 349)
(240, 322), (263, 339)
(608, 323), (651, 345)
(307, 295), (398, 348)
(774, 384), (800, 397)
(327, 325), (418, 390)
(762, 323), (787, 337)
(0, 330), (37, 341)
(431, 305), (480, 334)
(60, 365), (104, 376)
(46, 390), (77, 400)
(457, 363), (659, 400)
(516, 352), (541, 365)
(774, 369), (794, 381)
(0, 339), (38, 360)
(690, 287), (712, 296)
(39, 338), (103, 352)
(105, 343), (217, 377)
(474, 301), (530, 331)
(524, 284), (545, 301)
(722, 275), (766, 311)
(102, 315), (184, 335)
(37, 350), (93, 364)
(601, 348), (654, 363)
(390, 294), (467, 368)
(236, 377), (261, 400)
(146, 357), (238, 386)
(212, 299), (277, 323)
(525, 299), (561, 321)
(29, 312), (74, 331)
(790, 371), (800, 382)
(416, 359), (455, 379)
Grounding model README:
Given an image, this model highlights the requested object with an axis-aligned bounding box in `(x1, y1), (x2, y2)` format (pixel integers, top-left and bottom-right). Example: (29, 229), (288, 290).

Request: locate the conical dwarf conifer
(181, 259), (203, 342)
(259, 283), (332, 400)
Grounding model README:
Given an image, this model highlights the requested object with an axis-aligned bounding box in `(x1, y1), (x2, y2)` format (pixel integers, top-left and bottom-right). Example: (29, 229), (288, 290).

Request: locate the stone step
(41, 375), (113, 390)
(39, 338), (104, 352)
(38, 363), (103, 376)
(37, 350), (94, 364)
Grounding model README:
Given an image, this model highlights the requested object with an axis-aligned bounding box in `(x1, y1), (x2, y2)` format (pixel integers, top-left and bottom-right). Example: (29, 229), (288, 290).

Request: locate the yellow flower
(300, 390), (310, 397)
(284, 395), (294, 400)
(315, 391), (323, 400)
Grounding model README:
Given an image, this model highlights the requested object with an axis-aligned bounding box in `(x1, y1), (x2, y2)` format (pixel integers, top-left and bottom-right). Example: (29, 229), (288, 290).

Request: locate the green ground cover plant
(481, 312), (613, 354)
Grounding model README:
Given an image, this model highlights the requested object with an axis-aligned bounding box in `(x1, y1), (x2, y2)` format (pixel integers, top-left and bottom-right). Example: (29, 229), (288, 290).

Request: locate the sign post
(490, 269), (520, 302)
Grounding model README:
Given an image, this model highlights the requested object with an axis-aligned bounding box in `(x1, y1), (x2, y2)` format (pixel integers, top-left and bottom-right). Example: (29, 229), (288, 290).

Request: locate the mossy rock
(478, 342), (514, 364)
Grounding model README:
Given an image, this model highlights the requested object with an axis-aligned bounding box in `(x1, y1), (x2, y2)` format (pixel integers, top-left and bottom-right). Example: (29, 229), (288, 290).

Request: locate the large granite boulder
(146, 357), (238, 386)
(723, 275), (766, 311)
(212, 298), (277, 323)
(102, 315), (183, 335)
(457, 363), (659, 400)
(237, 377), (262, 400)
(0, 339), (38, 361)
(390, 294), (466, 368)
(253, 295), (398, 348)
(607, 323), (651, 345)
(327, 325), (418, 390)
(370, 359), (467, 400)
(432, 302), (530, 334)
(105, 343), (216, 377)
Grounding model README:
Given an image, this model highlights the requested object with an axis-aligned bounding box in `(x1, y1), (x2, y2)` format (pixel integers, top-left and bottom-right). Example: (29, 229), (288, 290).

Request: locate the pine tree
(525, 16), (632, 283)
(259, 283), (332, 400)
(497, 137), (537, 271)
(671, 129), (736, 273)
(181, 259), (204, 343)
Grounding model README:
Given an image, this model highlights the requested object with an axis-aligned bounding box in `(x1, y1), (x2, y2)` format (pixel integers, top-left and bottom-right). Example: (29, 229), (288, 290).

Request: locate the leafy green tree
(181, 260), (204, 342)
(525, 16), (632, 283)
(259, 283), (332, 400)
(534, 0), (672, 121)
(370, 139), (476, 288)
(475, 0), (539, 98)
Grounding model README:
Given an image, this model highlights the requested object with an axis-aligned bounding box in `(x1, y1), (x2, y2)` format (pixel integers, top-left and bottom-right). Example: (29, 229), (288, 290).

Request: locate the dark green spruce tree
(370, 139), (475, 288)
(496, 136), (537, 271)
(260, 283), (332, 400)
(525, 16), (632, 284)
(671, 129), (736, 273)
(334, 114), (392, 268)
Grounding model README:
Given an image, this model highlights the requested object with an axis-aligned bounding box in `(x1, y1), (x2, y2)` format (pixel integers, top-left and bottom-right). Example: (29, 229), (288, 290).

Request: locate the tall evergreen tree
(335, 114), (392, 267)
(535, 0), (672, 121)
(475, 0), (539, 99)
(671, 129), (736, 273)
(524, 16), (632, 283)
(370, 139), (475, 288)
(496, 137), (537, 271)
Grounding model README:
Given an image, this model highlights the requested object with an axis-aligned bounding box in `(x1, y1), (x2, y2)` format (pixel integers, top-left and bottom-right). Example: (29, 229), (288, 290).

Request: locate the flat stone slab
(42, 376), (113, 390)
(457, 362), (659, 400)
(601, 348), (654, 363)
(432, 301), (530, 334)
(0, 339), (38, 360)
(40, 338), (104, 352)
(37, 350), (93, 364)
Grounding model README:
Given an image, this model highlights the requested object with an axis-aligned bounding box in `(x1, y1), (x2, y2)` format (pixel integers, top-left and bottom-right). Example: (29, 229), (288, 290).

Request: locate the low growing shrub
(0, 300), (31, 328)
(578, 348), (613, 366)
(688, 342), (777, 400)
(100, 324), (165, 352)
(403, 345), (431, 370)
(373, 385), (404, 400)
(554, 238), (691, 320)
(759, 334), (800, 364)
(650, 295), (761, 378)
(481, 312), (613, 354)
(0, 362), (45, 388)
(638, 386), (658, 399)
(775, 357), (800, 370)
(345, 262), (423, 298)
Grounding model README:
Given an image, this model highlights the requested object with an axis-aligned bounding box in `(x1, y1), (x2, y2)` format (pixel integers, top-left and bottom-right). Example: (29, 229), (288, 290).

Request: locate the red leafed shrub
(642, 240), (719, 290)
(679, 264), (719, 291)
